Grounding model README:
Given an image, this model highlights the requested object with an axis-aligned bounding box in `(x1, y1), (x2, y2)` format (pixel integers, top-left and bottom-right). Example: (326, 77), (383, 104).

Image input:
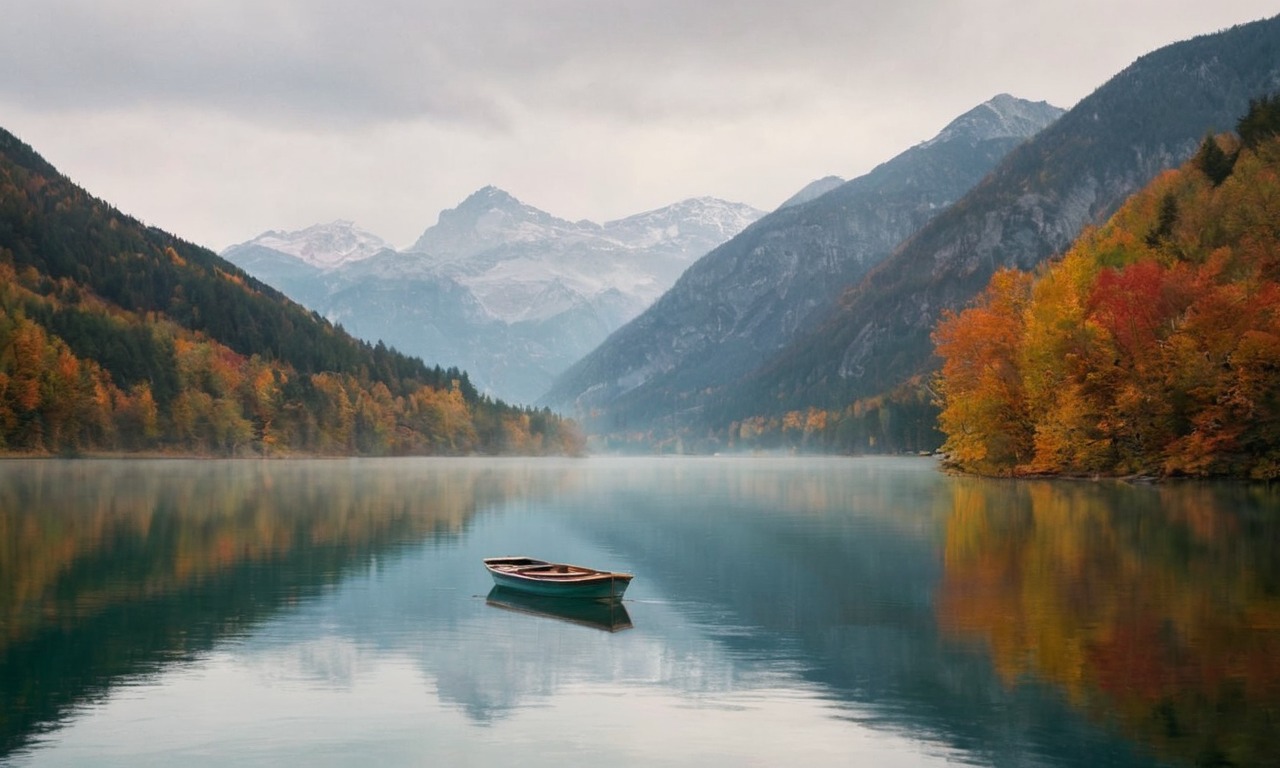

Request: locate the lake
(1, 456), (1277, 767)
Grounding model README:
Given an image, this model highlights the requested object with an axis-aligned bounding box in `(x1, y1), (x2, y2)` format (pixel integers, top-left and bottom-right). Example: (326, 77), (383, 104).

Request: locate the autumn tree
(932, 268), (1034, 475)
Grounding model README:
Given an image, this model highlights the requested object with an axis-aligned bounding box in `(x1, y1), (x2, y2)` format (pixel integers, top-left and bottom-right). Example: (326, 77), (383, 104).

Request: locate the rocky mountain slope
(542, 94), (1064, 430)
(222, 191), (763, 404)
(777, 176), (845, 209)
(726, 14), (1280, 433)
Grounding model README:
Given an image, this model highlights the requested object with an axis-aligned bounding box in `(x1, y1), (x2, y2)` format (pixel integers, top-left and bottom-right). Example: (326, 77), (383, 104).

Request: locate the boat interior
(498, 563), (598, 577)
(485, 557), (633, 581)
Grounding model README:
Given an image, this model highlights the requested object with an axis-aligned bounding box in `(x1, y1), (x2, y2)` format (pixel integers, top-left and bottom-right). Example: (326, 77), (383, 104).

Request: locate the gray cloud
(3, 1), (1278, 250)
(11, 1), (512, 126)
(12, 1), (1275, 127)
(5, 0), (1014, 127)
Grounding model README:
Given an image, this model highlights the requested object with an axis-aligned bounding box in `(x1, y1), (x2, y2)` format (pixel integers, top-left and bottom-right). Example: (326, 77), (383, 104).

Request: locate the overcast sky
(2, 1), (1277, 251)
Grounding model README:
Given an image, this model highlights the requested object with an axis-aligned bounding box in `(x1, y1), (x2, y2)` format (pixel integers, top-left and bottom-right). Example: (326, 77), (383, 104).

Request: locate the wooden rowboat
(483, 556), (633, 600)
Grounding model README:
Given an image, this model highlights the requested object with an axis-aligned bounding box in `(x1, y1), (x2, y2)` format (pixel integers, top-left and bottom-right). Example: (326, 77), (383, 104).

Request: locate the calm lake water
(2, 457), (1278, 767)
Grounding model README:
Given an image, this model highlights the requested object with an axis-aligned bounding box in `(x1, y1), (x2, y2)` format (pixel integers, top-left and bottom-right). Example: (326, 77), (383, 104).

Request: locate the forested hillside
(708, 15), (1280, 456)
(543, 95), (1062, 439)
(0, 128), (583, 456)
(934, 97), (1280, 478)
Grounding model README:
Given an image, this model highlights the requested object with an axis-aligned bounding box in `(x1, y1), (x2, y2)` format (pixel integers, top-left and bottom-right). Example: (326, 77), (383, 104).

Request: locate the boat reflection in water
(485, 587), (634, 632)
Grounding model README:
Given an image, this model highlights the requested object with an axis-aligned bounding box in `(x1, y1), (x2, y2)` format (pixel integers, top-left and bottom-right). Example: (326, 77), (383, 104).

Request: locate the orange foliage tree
(932, 268), (1034, 475)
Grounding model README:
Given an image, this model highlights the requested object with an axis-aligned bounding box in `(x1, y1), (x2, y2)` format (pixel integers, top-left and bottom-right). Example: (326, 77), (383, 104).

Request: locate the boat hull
(483, 556), (633, 600)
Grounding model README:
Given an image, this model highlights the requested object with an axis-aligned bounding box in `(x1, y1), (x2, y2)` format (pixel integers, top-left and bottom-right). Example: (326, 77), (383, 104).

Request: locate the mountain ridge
(741, 14), (1280, 421)
(540, 94), (1064, 431)
(408, 185), (594, 259)
(777, 176), (845, 210)
(248, 220), (393, 270)
(222, 190), (765, 404)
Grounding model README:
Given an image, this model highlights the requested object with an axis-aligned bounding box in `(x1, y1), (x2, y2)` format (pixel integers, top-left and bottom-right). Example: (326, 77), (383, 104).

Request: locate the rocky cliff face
(542, 95), (1064, 429)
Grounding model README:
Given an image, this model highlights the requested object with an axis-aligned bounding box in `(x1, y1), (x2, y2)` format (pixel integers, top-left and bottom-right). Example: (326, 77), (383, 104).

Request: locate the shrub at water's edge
(933, 96), (1280, 478)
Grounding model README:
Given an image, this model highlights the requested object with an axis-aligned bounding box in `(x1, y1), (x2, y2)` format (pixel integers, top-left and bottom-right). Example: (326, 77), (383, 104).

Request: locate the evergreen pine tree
(1193, 134), (1235, 186)
(1237, 93), (1280, 148)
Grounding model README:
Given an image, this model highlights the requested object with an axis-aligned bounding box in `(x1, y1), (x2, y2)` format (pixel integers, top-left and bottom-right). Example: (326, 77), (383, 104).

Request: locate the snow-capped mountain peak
(408, 186), (591, 258)
(240, 220), (392, 270)
(457, 185), (522, 210)
(604, 197), (766, 248)
(223, 190), (765, 404)
(437, 193), (764, 323)
(922, 94), (1064, 148)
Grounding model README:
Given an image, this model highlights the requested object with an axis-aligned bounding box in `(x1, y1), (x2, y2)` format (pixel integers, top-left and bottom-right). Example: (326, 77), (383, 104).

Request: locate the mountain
(0, 128), (583, 457)
(720, 14), (1280, 447)
(541, 94), (1064, 434)
(219, 221), (396, 309)
(407, 185), (587, 259)
(255, 220), (392, 269)
(777, 175), (845, 209)
(223, 191), (764, 404)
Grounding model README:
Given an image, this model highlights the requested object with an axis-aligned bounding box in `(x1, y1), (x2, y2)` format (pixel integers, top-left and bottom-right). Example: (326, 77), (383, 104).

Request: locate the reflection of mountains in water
(485, 587), (633, 632)
(0, 458), (577, 761)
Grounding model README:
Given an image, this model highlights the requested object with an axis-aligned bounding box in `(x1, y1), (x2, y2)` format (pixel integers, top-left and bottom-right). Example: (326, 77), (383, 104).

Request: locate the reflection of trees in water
(0, 458), (575, 759)
(571, 458), (1147, 765)
(937, 478), (1280, 767)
